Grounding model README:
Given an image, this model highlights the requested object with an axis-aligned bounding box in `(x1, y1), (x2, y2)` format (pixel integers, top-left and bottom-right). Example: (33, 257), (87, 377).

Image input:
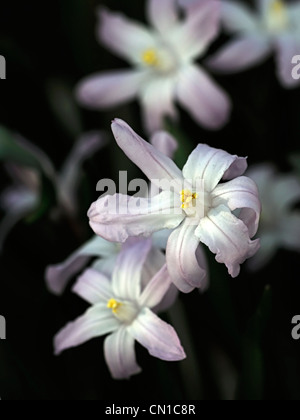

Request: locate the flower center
(141, 46), (178, 73)
(142, 49), (160, 67)
(266, 0), (289, 33)
(107, 298), (138, 324)
(107, 298), (122, 314)
(180, 189), (198, 210)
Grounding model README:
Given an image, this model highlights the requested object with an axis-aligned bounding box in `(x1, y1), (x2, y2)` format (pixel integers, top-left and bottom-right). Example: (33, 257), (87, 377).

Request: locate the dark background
(0, 0), (300, 400)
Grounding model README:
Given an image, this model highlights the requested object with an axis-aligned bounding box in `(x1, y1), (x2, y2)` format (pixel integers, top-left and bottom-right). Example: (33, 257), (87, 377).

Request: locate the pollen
(107, 299), (122, 314)
(271, 0), (285, 15)
(142, 49), (159, 67)
(181, 190), (198, 209)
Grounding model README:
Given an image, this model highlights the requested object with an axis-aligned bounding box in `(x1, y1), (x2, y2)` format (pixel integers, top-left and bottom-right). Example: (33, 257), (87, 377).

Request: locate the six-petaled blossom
(46, 129), (180, 296)
(76, 0), (231, 133)
(54, 239), (186, 380)
(207, 0), (300, 88)
(88, 119), (261, 293)
(247, 164), (300, 271)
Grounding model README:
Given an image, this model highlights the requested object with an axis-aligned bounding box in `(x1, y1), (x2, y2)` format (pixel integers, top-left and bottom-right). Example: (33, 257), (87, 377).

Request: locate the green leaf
(0, 126), (42, 169)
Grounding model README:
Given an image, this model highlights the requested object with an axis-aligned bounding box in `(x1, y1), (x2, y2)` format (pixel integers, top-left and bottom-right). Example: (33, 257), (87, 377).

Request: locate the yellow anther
(271, 0), (285, 15)
(180, 190), (198, 210)
(107, 299), (122, 314)
(142, 49), (159, 67)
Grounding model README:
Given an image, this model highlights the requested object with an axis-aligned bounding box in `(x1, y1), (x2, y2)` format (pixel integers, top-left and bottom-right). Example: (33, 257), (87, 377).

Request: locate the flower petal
(150, 131), (178, 159)
(207, 36), (271, 73)
(72, 268), (112, 305)
(112, 119), (184, 189)
(196, 205), (260, 277)
(152, 229), (171, 250)
(183, 144), (247, 193)
(166, 220), (208, 293)
(128, 308), (186, 361)
(212, 176), (261, 237)
(275, 34), (300, 89)
(173, 0), (220, 61)
(58, 132), (106, 215)
(112, 238), (152, 301)
(88, 191), (184, 243)
(139, 77), (178, 134)
(76, 70), (147, 109)
(141, 246), (165, 286)
(176, 65), (231, 130)
(221, 0), (259, 33)
(97, 7), (156, 64)
(54, 304), (119, 355)
(147, 0), (178, 33)
(45, 236), (117, 295)
(104, 327), (141, 380)
(139, 264), (172, 308)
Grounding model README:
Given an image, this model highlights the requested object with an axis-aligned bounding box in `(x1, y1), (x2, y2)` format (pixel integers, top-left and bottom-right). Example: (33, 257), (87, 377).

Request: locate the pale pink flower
(88, 119), (261, 293)
(207, 0), (300, 88)
(76, 0), (231, 133)
(54, 239), (185, 380)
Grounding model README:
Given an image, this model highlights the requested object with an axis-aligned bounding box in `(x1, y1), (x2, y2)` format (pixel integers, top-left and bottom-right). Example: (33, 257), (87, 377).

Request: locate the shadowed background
(0, 0), (300, 400)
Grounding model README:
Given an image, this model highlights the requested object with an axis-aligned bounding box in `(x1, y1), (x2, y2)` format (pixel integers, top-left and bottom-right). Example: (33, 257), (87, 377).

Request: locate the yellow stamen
(180, 190), (198, 210)
(271, 0), (285, 15)
(107, 299), (122, 314)
(142, 49), (159, 67)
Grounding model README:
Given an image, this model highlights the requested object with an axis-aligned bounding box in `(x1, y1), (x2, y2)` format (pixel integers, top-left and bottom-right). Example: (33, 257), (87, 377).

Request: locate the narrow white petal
(97, 7), (156, 64)
(196, 205), (260, 277)
(88, 191), (184, 243)
(76, 70), (147, 109)
(222, 0), (259, 33)
(150, 132), (178, 159)
(212, 176), (261, 237)
(166, 220), (208, 293)
(111, 119), (183, 189)
(104, 327), (141, 380)
(128, 308), (186, 361)
(72, 268), (112, 305)
(54, 304), (119, 355)
(45, 236), (117, 295)
(176, 65), (231, 130)
(147, 0), (178, 33)
(207, 36), (271, 73)
(183, 144), (247, 193)
(139, 77), (178, 134)
(139, 265), (171, 308)
(112, 239), (152, 301)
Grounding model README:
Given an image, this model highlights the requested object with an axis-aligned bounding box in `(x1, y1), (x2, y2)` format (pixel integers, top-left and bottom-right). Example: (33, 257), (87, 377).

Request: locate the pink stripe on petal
(176, 65), (231, 130)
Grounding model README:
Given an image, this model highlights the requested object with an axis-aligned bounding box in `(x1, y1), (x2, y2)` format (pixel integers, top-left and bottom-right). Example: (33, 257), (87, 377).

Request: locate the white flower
(76, 0), (231, 133)
(247, 164), (300, 270)
(207, 0), (300, 88)
(88, 119), (261, 293)
(46, 129), (179, 295)
(54, 239), (185, 380)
